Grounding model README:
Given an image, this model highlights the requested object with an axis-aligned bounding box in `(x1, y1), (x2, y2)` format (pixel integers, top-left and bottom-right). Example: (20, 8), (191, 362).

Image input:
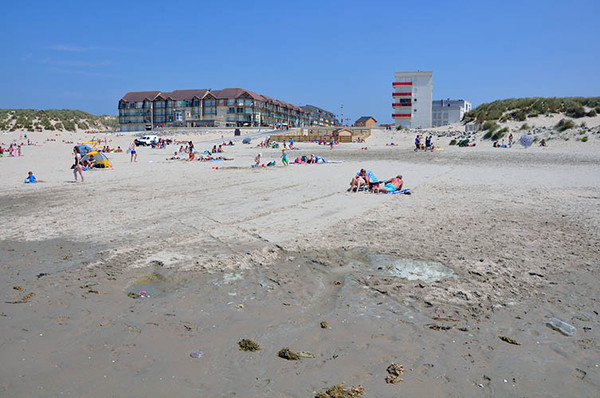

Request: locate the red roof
(165, 89), (209, 100)
(121, 88), (306, 112)
(121, 91), (161, 102)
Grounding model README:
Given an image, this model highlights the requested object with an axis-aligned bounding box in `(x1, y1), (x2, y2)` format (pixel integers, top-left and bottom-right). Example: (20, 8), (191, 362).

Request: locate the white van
(135, 135), (159, 146)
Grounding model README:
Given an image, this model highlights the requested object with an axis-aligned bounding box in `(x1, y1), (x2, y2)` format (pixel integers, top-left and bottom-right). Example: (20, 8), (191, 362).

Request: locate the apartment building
(392, 71), (433, 129)
(432, 99), (472, 127)
(118, 88), (325, 132)
(301, 105), (338, 126)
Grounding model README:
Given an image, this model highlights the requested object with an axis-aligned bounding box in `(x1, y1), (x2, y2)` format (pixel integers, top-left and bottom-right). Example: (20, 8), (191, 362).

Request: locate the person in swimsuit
(349, 169), (370, 192)
(130, 141), (137, 162)
(374, 175), (403, 193)
(73, 146), (84, 183)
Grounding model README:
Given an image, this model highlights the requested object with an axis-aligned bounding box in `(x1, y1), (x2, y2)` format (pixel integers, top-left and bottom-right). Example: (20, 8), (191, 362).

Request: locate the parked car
(134, 135), (159, 146)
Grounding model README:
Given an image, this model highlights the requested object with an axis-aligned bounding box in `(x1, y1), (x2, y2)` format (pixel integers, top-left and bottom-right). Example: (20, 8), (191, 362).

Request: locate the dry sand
(1, 128), (599, 397)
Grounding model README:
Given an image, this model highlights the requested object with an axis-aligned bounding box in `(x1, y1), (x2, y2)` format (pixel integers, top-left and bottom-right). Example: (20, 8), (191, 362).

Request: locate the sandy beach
(1, 128), (599, 397)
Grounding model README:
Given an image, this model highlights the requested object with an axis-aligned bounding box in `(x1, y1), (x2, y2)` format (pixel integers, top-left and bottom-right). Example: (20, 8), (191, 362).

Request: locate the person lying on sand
(373, 175), (403, 193)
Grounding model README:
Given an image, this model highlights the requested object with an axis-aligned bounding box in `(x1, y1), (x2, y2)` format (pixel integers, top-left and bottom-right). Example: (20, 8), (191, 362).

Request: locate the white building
(392, 71), (432, 129)
(432, 99), (472, 127)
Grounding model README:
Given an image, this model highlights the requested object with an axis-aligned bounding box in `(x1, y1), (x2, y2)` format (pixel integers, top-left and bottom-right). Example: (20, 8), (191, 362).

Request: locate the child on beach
(24, 171), (36, 183)
(281, 148), (288, 166)
(254, 153), (261, 167)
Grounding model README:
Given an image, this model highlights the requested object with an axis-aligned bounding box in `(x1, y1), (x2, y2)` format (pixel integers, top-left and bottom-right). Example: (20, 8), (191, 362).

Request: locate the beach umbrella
(519, 134), (533, 148)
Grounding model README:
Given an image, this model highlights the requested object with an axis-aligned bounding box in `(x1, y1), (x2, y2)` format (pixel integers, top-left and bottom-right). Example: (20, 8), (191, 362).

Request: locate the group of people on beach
(0, 143), (23, 157)
(349, 169), (404, 193)
(100, 145), (123, 153)
(167, 140), (233, 162)
(415, 135), (435, 151)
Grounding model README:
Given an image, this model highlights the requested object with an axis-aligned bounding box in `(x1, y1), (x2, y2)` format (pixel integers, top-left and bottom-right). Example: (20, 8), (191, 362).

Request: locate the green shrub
(491, 128), (508, 141)
(482, 121), (499, 133)
(520, 123), (530, 130)
(449, 139), (457, 146)
(582, 136), (588, 142)
(483, 131), (492, 139)
(555, 119), (575, 132)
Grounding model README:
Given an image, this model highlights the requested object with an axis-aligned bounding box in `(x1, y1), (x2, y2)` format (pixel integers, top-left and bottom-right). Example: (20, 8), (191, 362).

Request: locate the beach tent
(82, 141), (103, 149)
(242, 137), (251, 144)
(82, 151), (112, 168)
(76, 144), (93, 156)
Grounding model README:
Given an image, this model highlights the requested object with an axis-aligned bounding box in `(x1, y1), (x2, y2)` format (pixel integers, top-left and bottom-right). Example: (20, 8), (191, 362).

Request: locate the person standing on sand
(130, 140), (137, 162)
(281, 148), (288, 166)
(73, 146), (84, 183)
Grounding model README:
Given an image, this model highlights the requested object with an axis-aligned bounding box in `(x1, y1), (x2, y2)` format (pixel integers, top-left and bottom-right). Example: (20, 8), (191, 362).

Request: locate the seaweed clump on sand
(499, 336), (521, 345)
(385, 362), (405, 384)
(238, 339), (261, 352)
(278, 347), (300, 360)
(315, 383), (364, 398)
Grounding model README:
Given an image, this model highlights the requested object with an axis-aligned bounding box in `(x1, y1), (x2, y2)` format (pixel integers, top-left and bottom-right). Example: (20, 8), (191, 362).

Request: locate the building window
(228, 107), (235, 114)
(414, 98), (417, 102)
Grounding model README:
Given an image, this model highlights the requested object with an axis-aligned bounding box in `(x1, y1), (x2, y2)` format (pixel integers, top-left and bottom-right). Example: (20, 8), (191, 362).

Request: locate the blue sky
(1, 0), (599, 123)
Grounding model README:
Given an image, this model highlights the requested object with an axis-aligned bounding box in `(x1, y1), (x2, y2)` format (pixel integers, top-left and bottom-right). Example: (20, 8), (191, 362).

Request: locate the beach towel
(391, 188), (411, 195)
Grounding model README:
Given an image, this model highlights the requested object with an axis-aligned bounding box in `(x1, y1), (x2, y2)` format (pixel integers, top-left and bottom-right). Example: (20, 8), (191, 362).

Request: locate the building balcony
(392, 114), (411, 118)
(392, 103), (411, 107)
(393, 82), (412, 86)
(392, 93), (411, 97)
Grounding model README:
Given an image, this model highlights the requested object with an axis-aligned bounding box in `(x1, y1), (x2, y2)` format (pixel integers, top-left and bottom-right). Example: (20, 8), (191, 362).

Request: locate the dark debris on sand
(238, 339), (261, 352)
(315, 383), (364, 398)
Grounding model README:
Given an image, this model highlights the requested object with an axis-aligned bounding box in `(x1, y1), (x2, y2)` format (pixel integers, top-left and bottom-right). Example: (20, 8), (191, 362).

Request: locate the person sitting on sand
(24, 171), (36, 183)
(88, 154), (96, 168)
(254, 153), (261, 167)
(116, 146), (123, 153)
(540, 139), (547, 147)
(166, 151), (180, 160)
(374, 175), (403, 193)
(349, 169), (370, 192)
(218, 145), (223, 153)
(212, 145), (217, 153)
